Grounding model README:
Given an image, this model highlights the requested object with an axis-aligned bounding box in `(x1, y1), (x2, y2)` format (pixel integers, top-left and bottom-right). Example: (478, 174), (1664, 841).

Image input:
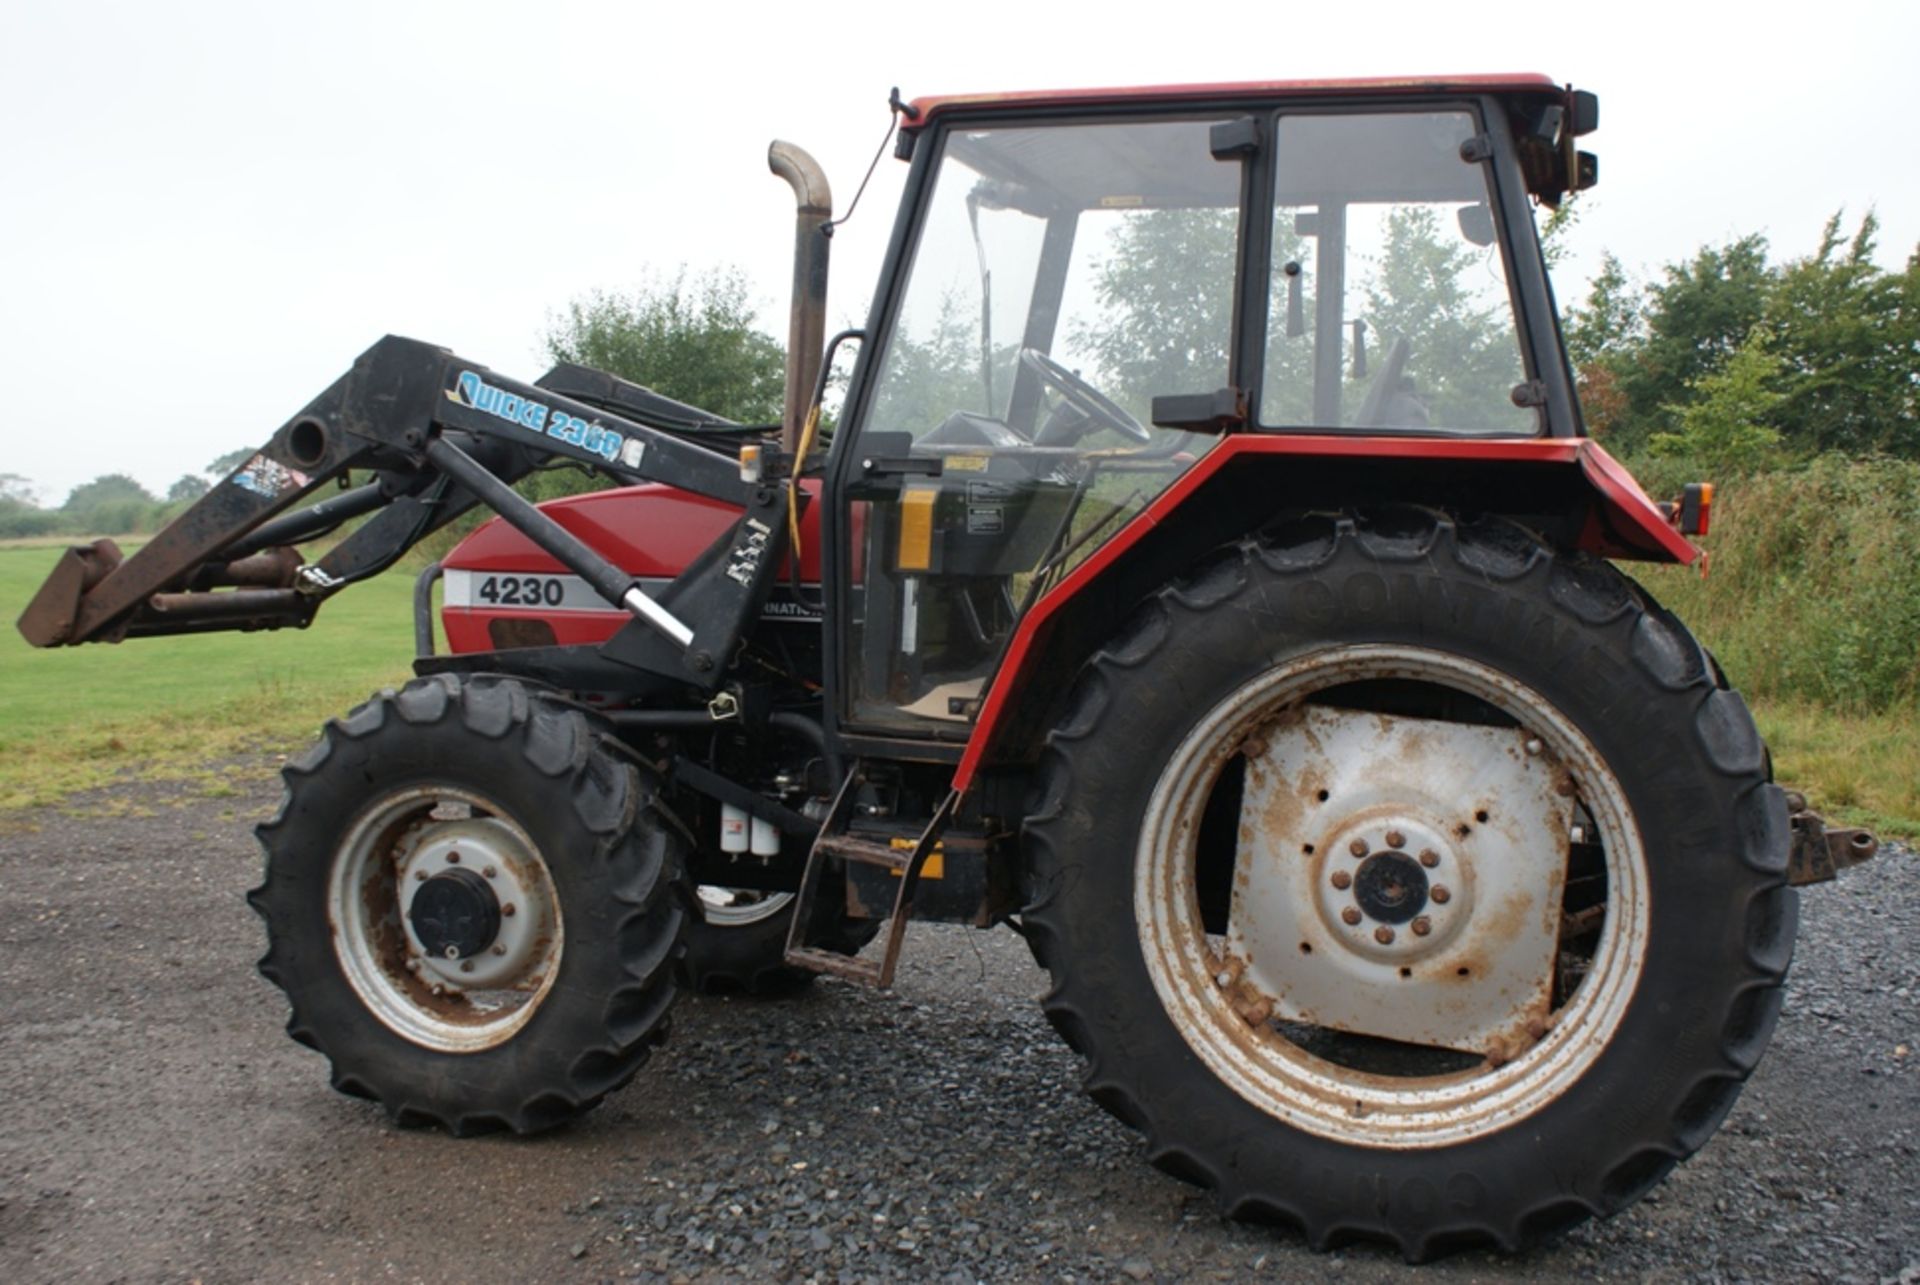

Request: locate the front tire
(1021, 511), (1796, 1258)
(251, 674), (690, 1134)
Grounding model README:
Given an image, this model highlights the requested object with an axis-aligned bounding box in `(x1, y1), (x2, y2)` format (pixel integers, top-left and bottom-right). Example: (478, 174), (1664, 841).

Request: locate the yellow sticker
(942, 454), (989, 472)
(897, 486), (936, 571)
(887, 838), (944, 879)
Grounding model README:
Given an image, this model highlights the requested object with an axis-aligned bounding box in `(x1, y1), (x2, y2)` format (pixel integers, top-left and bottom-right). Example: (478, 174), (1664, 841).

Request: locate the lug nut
(405, 958), (421, 972)
(1341, 907), (1362, 926)
(1525, 737), (1544, 756)
(1419, 849), (1439, 868)
(482, 865), (497, 879)
(446, 851), (461, 864)
(1374, 926), (1395, 945)
(414, 869), (428, 881)
(501, 903), (517, 918)
(1411, 916), (1432, 937)
(492, 943), (507, 956)
(459, 960), (474, 973)
(1385, 830), (1405, 849)
(1349, 838), (1369, 857)
(1330, 870), (1352, 890)
(1431, 885), (1452, 904)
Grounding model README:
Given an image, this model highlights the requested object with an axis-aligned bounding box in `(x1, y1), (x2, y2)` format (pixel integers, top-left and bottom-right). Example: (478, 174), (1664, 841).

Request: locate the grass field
(0, 541), (418, 810)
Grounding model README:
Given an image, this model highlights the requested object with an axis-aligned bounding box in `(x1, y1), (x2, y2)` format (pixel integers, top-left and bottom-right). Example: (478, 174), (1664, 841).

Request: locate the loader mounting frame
(17, 335), (795, 695)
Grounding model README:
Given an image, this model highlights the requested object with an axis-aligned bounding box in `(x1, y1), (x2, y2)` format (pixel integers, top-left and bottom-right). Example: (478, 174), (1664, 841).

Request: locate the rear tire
(251, 674), (689, 1134)
(1020, 511), (1796, 1258)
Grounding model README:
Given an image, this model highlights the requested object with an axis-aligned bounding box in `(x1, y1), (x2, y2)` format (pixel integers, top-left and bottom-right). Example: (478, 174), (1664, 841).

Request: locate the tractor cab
(831, 84), (1585, 741)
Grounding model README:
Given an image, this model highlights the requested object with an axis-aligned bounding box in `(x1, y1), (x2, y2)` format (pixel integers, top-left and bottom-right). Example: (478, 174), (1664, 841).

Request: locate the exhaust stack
(767, 141), (832, 457)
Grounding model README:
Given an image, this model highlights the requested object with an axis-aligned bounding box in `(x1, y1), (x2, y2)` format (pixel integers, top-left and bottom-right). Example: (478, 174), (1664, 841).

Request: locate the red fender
(951, 435), (1694, 793)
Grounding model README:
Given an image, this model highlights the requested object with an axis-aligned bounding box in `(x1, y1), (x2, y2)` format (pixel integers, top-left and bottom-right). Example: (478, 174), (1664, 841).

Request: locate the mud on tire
(1020, 510), (1797, 1259)
(251, 674), (690, 1134)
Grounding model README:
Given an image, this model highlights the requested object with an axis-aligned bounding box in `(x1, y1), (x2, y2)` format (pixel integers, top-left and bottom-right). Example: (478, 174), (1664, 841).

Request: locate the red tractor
(19, 74), (1875, 1258)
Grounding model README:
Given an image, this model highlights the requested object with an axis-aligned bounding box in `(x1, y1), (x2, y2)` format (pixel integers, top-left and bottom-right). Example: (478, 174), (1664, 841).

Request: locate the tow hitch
(1784, 790), (1879, 885)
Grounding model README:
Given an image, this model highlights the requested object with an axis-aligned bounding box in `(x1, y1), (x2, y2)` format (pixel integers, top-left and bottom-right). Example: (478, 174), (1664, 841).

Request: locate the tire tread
(250, 675), (688, 1135)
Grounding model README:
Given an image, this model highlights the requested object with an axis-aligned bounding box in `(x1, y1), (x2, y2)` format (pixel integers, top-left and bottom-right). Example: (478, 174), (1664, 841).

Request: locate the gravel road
(1, 761), (1915, 1283)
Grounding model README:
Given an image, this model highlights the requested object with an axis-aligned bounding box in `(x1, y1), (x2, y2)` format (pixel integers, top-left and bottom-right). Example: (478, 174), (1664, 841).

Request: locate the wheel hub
(1313, 816), (1472, 961)
(1353, 850), (1426, 922)
(409, 868), (501, 961)
(394, 817), (555, 991)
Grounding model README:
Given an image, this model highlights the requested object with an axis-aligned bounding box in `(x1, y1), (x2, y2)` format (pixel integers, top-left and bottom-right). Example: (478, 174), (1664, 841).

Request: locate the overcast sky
(3, 0), (1914, 504)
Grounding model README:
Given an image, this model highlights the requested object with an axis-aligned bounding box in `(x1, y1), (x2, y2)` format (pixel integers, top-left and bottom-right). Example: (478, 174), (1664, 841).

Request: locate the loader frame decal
(230, 454), (310, 498)
(448, 368), (625, 462)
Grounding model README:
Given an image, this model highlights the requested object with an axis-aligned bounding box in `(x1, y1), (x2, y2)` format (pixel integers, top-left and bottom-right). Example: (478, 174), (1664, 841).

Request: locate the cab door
(825, 114), (1249, 748)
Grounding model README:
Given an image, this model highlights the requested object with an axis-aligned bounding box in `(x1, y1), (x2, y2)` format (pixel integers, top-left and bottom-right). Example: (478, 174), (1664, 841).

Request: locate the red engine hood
(444, 480), (828, 579)
(438, 480), (828, 654)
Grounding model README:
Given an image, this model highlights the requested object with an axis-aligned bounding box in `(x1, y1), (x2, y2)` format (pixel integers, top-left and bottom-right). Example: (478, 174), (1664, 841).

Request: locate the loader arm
(17, 334), (788, 689)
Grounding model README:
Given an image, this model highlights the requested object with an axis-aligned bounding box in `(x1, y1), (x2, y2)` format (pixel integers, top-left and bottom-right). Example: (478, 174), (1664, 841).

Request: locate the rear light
(1678, 482), (1713, 536)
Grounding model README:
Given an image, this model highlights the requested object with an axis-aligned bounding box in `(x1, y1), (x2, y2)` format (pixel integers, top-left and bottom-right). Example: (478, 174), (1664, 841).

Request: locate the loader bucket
(16, 539), (124, 647)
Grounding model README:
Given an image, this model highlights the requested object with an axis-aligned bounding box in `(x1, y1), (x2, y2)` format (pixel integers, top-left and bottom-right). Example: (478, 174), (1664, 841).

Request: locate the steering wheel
(1352, 335), (1412, 428)
(1019, 347), (1153, 444)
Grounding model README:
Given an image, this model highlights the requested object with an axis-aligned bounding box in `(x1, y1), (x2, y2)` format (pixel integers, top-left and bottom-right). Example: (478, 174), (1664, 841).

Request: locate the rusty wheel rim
(1135, 644), (1649, 1149)
(327, 786), (564, 1054)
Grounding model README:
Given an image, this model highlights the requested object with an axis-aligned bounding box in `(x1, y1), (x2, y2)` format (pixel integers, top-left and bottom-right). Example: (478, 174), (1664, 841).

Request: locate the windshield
(869, 117), (1240, 439)
(845, 117), (1240, 735)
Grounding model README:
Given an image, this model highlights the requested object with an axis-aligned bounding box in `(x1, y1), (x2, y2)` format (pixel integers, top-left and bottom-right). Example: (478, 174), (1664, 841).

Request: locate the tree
(63, 473), (153, 513)
(1566, 214), (1920, 461)
(1077, 208), (1239, 419)
(1537, 194), (1583, 271)
(1359, 205), (1531, 432)
(543, 268), (785, 425)
(1651, 326), (1785, 474)
(167, 475), (211, 503)
(1763, 211), (1916, 455)
(61, 473), (159, 536)
(1072, 205), (1325, 424)
(0, 474), (61, 538)
(1611, 234), (1774, 452)
(207, 447), (255, 476)
(869, 289), (1003, 434)
(1563, 252), (1644, 371)
(1563, 253), (1647, 440)
(0, 473), (40, 506)
(531, 268), (786, 503)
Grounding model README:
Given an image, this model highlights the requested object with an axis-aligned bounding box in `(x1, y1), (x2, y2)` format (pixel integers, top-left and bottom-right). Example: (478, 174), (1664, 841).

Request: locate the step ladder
(783, 767), (957, 988)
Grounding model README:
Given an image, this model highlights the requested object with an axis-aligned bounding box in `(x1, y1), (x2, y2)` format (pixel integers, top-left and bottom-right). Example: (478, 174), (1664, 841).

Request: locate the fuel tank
(438, 480), (828, 654)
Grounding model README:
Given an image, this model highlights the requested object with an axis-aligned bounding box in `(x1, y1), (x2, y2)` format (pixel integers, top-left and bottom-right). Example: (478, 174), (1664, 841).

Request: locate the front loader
(19, 75), (1878, 1259)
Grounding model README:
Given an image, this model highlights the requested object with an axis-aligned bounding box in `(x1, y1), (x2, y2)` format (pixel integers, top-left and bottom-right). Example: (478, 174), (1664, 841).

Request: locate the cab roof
(905, 74), (1562, 127)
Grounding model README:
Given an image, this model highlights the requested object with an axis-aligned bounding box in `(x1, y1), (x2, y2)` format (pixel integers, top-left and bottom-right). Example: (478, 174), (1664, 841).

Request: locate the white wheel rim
(327, 786), (564, 1053)
(696, 887), (796, 927)
(1135, 644), (1649, 1149)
